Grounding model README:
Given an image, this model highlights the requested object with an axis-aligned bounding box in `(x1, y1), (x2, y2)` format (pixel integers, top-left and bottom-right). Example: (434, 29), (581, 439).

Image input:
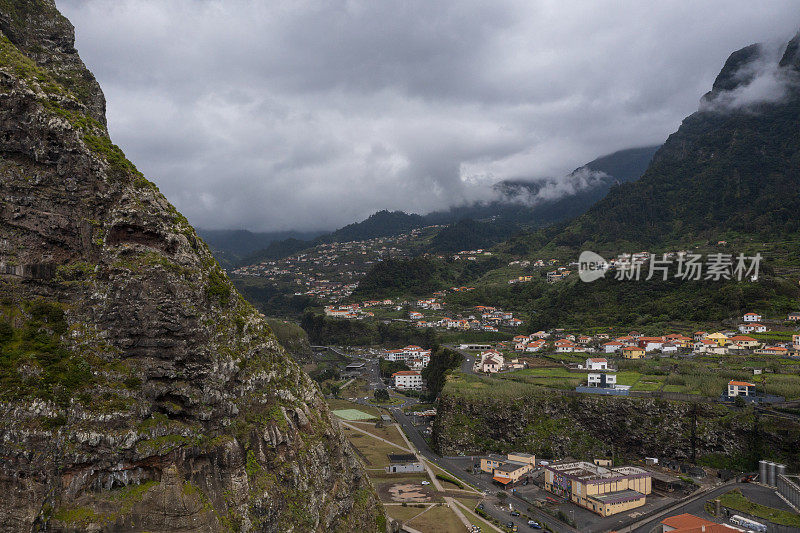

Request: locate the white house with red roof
(393, 370), (423, 390)
(477, 350), (505, 373)
(743, 312), (762, 322)
(757, 346), (789, 356)
(385, 345), (431, 366)
(660, 513), (739, 533)
(525, 340), (545, 352)
(739, 323), (767, 334)
(554, 339), (578, 353)
(639, 337), (665, 352)
(727, 380), (755, 397)
(603, 341), (624, 353)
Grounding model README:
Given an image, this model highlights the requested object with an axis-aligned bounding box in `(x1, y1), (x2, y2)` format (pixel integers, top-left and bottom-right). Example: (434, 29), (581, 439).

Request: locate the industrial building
(543, 461), (652, 516)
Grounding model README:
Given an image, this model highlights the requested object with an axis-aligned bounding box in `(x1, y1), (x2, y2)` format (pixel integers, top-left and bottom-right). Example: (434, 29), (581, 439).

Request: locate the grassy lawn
(341, 427), (401, 467)
(718, 489), (800, 527)
(426, 460), (470, 485)
(498, 367), (583, 389)
(327, 398), (382, 418)
(346, 421), (410, 449)
(615, 371), (643, 386)
(405, 503), (466, 533)
(332, 408), (376, 421)
(385, 504), (432, 523)
(750, 331), (797, 343)
(369, 397), (404, 406)
(632, 380), (662, 391)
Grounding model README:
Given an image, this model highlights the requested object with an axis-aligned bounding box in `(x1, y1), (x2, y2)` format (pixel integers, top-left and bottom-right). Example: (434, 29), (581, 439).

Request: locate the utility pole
(690, 403), (698, 464)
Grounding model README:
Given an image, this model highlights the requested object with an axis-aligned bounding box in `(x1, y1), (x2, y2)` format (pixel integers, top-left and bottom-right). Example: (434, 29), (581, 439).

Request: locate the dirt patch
(379, 482), (433, 503)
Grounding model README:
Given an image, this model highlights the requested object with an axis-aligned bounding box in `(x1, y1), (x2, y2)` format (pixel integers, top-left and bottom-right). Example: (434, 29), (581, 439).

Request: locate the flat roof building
(480, 452), (536, 486)
(543, 461), (651, 516)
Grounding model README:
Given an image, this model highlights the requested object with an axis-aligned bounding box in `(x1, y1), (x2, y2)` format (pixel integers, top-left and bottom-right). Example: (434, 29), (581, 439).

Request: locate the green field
(332, 408), (376, 421)
(718, 489), (800, 527)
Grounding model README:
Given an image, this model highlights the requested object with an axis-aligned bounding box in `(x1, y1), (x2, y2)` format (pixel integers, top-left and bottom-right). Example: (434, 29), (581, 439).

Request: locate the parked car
(421, 480), (430, 485)
(510, 511), (520, 517)
(528, 521), (541, 529)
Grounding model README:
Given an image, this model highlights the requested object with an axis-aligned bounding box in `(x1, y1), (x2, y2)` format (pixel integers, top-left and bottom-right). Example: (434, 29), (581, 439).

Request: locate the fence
(777, 474), (800, 511)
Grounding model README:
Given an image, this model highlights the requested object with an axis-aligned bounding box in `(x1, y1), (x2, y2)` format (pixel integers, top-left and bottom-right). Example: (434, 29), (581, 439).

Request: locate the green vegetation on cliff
(434, 372), (800, 471)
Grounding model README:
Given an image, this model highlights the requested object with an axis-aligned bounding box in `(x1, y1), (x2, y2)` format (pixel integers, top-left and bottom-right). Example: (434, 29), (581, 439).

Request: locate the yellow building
(706, 332), (728, 346)
(507, 452), (536, 466)
(543, 462), (651, 517)
(480, 452), (536, 486)
(728, 335), (760, 349)
(622, 346), (644, 359)
(480, 455), (505, 473)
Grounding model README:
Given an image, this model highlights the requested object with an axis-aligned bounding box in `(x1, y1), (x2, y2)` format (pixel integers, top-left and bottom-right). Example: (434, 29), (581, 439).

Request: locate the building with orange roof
(727, 380), (755, 397)
(660, 513), (739, 532)
(728, 335), (760, 349)
(392, 370), (422, 390)
(622, 346), (644, 359)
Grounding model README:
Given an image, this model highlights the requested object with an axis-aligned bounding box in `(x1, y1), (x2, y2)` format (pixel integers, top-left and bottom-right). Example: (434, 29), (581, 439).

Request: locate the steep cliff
(434, 379), (800, 472)
(552, 29), (800, 247)
(0, 1), (382, 531)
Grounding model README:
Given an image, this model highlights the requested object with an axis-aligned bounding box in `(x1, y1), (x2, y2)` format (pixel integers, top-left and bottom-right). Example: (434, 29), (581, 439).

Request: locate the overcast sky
(57, 1), (800, 232)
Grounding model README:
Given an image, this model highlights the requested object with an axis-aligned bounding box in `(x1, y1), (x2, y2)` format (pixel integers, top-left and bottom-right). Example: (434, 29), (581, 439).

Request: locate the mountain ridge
(228, 144), (659, 264)
(0, 1), (381, 530)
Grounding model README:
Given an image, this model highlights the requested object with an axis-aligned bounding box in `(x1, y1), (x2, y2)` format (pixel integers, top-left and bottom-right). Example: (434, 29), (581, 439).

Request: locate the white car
(421, 481), (430, 485)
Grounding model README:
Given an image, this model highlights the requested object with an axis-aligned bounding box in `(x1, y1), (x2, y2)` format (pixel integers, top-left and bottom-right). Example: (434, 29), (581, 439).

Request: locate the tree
(421, 346), (463, 401)
(379, 357), (410, 378)
(374, 389), (390, 403)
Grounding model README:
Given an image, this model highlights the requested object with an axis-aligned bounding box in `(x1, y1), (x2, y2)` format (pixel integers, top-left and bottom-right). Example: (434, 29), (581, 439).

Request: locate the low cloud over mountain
(57, 0), (800, 231)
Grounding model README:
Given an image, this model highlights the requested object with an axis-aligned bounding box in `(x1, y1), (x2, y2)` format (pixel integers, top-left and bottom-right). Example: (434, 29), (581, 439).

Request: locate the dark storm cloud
(56, 0), (800, 231)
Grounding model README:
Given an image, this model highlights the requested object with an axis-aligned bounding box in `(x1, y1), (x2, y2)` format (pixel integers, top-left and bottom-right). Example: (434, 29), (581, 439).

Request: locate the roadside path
(339, 421), (412, 452)
(450, 498), (504, 533)
(444, 496), (472, 529)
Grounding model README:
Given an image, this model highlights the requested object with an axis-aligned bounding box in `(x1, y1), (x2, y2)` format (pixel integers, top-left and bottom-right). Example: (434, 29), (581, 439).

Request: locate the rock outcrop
(0, 1), (382, 531)
(434, 383), (800, 471)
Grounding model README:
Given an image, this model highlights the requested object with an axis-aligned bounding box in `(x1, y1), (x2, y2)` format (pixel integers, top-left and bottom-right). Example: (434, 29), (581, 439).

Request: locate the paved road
(629, 482), (780, 533)
(444, 344), (478, 375)
(389, 406), (577, 533)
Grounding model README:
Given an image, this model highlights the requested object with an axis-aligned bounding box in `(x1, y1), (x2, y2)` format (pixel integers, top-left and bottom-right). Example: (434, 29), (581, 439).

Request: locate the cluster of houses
(547, 267), (572, 283)
(231, 230), (434, 302)
(413, 305), (523, 331)
(324, 303), (375, 319)
(449, 249), (494, 261)
(473, 350), (527, 373)
(384, 345), (432, 371)
(507, 313), (800, 358)
(385, 345), (432, 390)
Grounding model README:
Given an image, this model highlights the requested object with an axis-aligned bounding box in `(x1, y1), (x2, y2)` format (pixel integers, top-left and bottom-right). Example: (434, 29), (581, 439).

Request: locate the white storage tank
(767, 461), (776, 487)
(777, 463), (787, 481)
(759, 460), (768, 483)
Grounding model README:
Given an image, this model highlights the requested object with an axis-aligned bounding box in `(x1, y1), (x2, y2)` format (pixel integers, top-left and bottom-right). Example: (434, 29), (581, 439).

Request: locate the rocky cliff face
(434, 387), (800, 471)
(0, 1), (382, 531)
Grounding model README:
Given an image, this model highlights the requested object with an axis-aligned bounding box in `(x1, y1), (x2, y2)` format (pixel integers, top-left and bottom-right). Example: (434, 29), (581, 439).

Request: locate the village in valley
(230, 233), (800, 533)
(310, 291), (800, 532)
